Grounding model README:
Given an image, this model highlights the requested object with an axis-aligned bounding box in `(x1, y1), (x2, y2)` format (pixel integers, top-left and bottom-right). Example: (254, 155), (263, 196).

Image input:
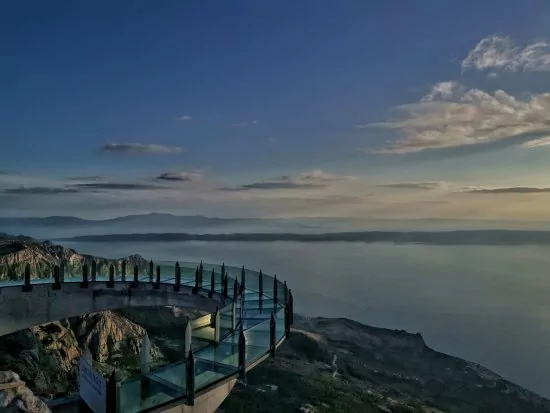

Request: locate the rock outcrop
(223, 316), (550, 413)
(0, 236), (148, 281)
(0, 371), (51, 413)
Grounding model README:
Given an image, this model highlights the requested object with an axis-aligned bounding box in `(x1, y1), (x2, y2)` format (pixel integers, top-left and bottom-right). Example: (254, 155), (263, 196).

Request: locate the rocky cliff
(223, 316), (550, 413)
(0, 236), (147, 281)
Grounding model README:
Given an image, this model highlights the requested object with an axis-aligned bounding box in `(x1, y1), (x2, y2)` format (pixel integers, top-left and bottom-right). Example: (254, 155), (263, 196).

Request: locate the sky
(2, 1), (550, 225)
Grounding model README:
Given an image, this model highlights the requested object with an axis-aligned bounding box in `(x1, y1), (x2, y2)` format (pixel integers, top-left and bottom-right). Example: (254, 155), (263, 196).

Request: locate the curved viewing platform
(0, 260), (294, 413)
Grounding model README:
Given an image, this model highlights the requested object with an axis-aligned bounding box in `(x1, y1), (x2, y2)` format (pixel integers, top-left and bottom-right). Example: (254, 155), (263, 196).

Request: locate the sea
(61, 240), (550, 398)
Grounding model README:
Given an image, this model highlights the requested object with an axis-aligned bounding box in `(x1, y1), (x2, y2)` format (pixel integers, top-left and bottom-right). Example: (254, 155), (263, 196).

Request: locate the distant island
(62, 230), (550, 246)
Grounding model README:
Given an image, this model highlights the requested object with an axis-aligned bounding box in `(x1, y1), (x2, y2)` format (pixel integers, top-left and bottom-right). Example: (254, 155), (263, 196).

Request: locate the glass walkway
(0, 260), (294, 412)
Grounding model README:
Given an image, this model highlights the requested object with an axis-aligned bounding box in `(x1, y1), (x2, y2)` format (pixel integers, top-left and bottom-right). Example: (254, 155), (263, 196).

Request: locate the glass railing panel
(195, 358), (238, 392)
(150, 360), (187, 390)
(275, 307), (286, 342)
(118, 362), (186, 413)
(195, 341), (239, 367)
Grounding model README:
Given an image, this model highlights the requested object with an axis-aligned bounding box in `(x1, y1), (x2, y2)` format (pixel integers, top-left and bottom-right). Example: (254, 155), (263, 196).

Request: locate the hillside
(0, 235), (147, 281)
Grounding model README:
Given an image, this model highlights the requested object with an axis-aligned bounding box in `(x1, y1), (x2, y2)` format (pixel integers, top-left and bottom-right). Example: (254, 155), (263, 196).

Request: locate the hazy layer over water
(64, 240), (550, 397)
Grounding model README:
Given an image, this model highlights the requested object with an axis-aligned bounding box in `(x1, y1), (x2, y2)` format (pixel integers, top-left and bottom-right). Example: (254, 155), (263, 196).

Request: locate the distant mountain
(63, 229), (550, 246)
(0, 213), (257, 228)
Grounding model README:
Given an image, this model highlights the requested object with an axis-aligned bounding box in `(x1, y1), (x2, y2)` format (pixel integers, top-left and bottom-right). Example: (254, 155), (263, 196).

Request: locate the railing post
(284, 281), (289, 306)
(273, 275), (278, 304)
(259, 270), (263, 296)
(132, 265), (139, 288)
(270, 312), (276, 357)
(186, 350), (195, 406)
(174, 262), (181, 292)
(193, 267), (199, 294)
(121, 260), (126, 282)
(52, 265), (61, 290)
(212, 306), (220, 345)
(233, 278), (239, 299)
(154, 265), (160, 289)
(148, 260), (154, 283)
(199, 261), (204, 288)
(107, 264), (114, 288)
(91, 260), (97, 282)
(60, 260), (66, 283)
(241, 266), (246, 291)
(288, 289), (294, 325)
(284, 304), (291, 339)
(22, 264), (32, 292)
(221, 263), (225, 281)
(223, 272), (228, 298)
(231, 299), (236, 332)
(238, 326), (246, 380)
(105, 370), (118, 413)
(81, 264), (89, 288)
(140, 333), (151, 397)
(209, 268), (215, 298)
(184, 321), (192, 355)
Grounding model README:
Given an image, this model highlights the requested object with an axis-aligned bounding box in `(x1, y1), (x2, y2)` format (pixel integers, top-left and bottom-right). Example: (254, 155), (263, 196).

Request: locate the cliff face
(0, 238), (147, 281)
(223, 316), (550, 413)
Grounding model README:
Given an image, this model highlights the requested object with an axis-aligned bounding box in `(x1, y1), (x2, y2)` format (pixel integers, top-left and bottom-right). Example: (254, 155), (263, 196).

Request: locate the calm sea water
(63, 240), (550, 397)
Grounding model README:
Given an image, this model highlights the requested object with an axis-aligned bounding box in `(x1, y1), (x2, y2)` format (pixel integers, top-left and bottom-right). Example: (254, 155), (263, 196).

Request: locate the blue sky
(2, 1), (550, 224)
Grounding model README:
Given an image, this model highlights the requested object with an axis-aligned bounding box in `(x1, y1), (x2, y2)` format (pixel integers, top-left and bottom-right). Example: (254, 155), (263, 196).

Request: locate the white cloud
(355, 124), (369, 129)
(420, 81), (462, 102)
(230, 120), (258, 127)
(461, 35), (550, 73)
(177, 115), (192, 121)
(372, 81), (550, 153)
(224, 170), (356, 191)
(520, 136), (550, 148)
(102, 143), (183, 154)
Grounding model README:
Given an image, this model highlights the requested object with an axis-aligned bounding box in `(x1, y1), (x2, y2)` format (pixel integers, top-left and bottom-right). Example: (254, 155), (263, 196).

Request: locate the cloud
(461, 186), (550, 194)
(101, 143), (183, 154)
(3, 187), (81, 194)
(267, 137), (279, 143)
(520, 136), (550, 148)
(156, 171), (203, 182)
(372, 81), (550, 153)
(223, 169), (356, 191)
(68, 175), (108, 181)
(230, 120), (258, 128)
(73, 183), (161, 190)
(355, 124), (369, 129)
(377, 182), (446, 191)
(177, 115), (192, 121)
(461, 35), (550, 73)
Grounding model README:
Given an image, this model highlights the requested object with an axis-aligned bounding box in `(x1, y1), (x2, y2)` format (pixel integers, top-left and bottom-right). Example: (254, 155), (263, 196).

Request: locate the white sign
(79, 358), (106, 413)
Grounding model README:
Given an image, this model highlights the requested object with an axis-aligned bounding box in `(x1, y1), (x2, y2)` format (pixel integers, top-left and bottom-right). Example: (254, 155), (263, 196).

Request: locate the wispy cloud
(3, 187), (81, 194)
(102, 143), (183, 154)
(520, 136), (550, 148)
(461, 186), (550, 194)
(230, 120), (258, 128)
(267, 137), (279, 143)
(377, 182), (446, 191)
(462, 35), (550, 73)
(177, 115), (192, 121)
(156, 171), (203, 182)
(73, 183), (161, 190)
(68, 175), (108, 181)
(223, 169), (356, 191)
(355, 124), (369, 129)
(372, 81), (550, 153)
